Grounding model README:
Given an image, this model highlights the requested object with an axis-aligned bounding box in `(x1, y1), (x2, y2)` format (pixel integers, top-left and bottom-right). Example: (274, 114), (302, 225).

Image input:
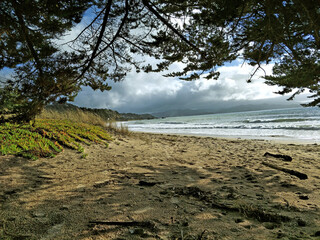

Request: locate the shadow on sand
(0, 148), (319, 240)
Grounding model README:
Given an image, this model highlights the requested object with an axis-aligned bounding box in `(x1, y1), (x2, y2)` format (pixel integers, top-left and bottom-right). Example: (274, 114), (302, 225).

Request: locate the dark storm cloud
(74, 62), (303, 113)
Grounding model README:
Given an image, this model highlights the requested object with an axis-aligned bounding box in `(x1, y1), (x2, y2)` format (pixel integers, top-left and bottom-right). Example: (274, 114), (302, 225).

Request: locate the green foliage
(146, 0), (320, 105)
(0, 119), (112, 160)
(0, 0), (91, 122)
(0, 0), (319, 123)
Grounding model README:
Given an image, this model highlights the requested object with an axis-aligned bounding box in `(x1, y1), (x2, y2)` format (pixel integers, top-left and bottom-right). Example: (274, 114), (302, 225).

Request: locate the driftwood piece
(138, 180), (157, 186)
(264, 152), (292, 162)
(88, 221), (155, 228)
(262, 162), (308, 180)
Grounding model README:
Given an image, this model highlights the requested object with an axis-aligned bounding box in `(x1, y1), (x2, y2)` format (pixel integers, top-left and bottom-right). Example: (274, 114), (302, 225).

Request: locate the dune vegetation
(0, 115), (112, 160)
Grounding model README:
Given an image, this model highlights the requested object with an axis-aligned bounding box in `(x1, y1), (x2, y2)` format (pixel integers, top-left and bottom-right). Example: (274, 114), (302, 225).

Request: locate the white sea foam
(122, 107), (320, 143)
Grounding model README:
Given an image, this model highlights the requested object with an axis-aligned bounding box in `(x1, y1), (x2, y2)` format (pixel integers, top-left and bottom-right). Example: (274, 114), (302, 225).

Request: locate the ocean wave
(242, 118), (310, 123)
(142, 125), (320, 131)
(162, 121), (185, 124)
(127, 108), (320, 137)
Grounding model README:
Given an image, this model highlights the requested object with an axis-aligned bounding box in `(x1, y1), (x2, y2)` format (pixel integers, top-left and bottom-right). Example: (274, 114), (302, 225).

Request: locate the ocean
(122, 107), (320, 143)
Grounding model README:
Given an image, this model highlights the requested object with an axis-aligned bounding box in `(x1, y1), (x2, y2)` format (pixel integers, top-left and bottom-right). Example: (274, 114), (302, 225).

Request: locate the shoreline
(128, 130), (320, 145)
(120, 107), (320, 145)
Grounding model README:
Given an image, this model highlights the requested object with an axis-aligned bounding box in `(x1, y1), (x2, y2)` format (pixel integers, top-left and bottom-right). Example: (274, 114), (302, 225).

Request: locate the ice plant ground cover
(0, 119), (112, 160)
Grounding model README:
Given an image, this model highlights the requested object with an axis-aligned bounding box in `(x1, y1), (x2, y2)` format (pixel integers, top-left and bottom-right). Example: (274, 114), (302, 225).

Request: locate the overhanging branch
(12, 0), (43, 77)
(95, 0), (129, 58)
(76, 0), (113, 81)
(141, 0), (203, 55)
(63, 6), (108, 45)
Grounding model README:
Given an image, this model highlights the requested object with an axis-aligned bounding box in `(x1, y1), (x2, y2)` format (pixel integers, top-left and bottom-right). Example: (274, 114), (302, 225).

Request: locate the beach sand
(1, 132), (320, 239)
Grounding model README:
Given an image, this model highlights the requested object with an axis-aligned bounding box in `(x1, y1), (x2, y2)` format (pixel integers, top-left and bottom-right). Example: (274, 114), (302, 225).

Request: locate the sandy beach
(1, 132), (320, 239)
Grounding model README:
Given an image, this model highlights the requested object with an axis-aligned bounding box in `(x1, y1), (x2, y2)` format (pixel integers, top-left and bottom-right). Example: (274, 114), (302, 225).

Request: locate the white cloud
(59, 9), (293, 113)
(74, 60), (301, 113)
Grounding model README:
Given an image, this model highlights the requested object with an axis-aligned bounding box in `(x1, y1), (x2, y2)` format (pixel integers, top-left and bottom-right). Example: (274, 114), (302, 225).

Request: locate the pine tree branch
(94, 0), (129, 57)
(76, 0), (113, 81)
(63, 6), (108, 45)
(141, 0), (203, 55)
(296, 0), (320, 47)
(12, 0), (43, 77)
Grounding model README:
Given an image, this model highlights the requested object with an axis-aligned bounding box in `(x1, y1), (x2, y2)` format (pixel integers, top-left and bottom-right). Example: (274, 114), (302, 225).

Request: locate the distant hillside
(45, 104), (155, 121)
(152, 103), (301, 118)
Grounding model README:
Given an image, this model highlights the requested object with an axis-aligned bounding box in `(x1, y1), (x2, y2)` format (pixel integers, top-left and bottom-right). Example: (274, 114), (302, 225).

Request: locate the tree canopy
(0, 0), (319, 122)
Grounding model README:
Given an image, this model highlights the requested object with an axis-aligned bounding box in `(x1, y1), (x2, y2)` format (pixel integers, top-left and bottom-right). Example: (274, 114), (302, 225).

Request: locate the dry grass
(105, 121), (131, 136)
(37, 108), (131, 136)
(37, 109), (106, 127)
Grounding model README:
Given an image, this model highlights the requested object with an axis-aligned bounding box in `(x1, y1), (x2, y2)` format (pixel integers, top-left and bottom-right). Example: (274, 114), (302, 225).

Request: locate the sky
(73, 59), (305, 114)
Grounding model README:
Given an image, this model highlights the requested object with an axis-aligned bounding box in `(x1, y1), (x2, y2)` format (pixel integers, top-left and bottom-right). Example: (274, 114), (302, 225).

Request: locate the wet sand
(1, 132), (320, 239)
